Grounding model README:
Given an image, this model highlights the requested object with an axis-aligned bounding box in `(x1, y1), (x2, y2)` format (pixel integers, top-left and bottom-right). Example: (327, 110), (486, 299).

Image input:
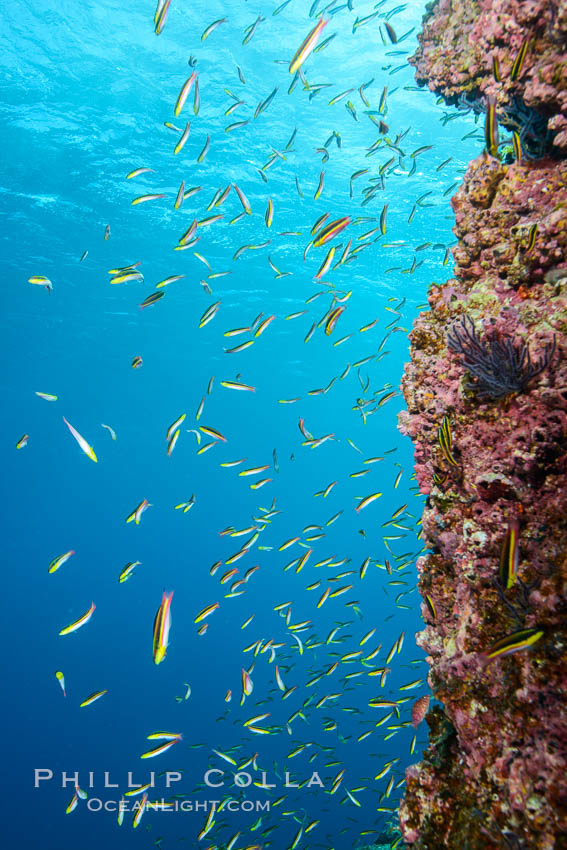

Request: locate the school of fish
(18, 0), (529, 847)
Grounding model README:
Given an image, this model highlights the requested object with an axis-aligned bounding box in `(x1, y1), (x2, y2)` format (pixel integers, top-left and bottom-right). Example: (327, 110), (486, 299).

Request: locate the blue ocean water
(2, 1), (482, 847)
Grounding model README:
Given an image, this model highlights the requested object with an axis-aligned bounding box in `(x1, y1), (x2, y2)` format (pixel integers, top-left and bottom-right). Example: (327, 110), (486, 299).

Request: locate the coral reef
(398, 4), (567, 845)
(398, 155), (567, 850)
(410, 0), (567, 153)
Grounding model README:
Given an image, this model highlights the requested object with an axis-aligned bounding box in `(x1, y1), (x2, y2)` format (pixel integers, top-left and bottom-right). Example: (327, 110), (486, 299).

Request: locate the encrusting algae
(398, 0), (567, 847)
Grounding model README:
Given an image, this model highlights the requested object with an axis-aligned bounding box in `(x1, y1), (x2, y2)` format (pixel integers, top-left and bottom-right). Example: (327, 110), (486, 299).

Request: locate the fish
(59, 602), (96, 636)
(220, 380), (255, 392)
(255, 87), (278, 118)
(242, 668), (254, 696)
(66, 793), (78, 814)
(324, 305), (344, 335)
(167, 429), (180, 456)
(195, 602), (219, 623)
(329, 88), (354, 107)
(124, 784), (153, 799)
(154, 0), (171, 34)
(225, 120), (249, 133)
(55, 671), (66, 697)
(109, 270), (144, 284)
(193, 78), (201, 115)
(242, 14), (264, 45)
(126, 167), (154, 179)
(355, 492), (382, 513)
(255, 315), (275, 337)
(174, 495), (195, 513)
(167, 414), (186, 444)
(141, 739), (180, 759)
(525, 223), (538, 254)
(173, 181), (186, 210)
(174, 122), (191, 155)
(132, 793), (148, 828)
(200, 425), (226, 442)
(499, 518), (520, 589)
(289, 18), (329, 75)
(119, 561), (142, 583)
(438, 416), (458, 467)
(198, 213), (222, 228)
(425, 594), (437, 619)
(131, 193), (165, 205)
(411, 145), (433, 159)
(199, 301), (221, 328)
(233, 183), (252, 215)
(484, 95), (499, 157)
(126, 499), (151, 525)
(346, 100), (358, 121)
(224, 327), (251, 338)
(101, 423), (117, 440)
(80, 690), (108, 708)
(201, 18), (227, 41)
(353, 10), (380, 32)
(226, 340), (255, 354)
(153, 592), (174, 664)
(384, 22), (397, 43)
(512, 131), (523, 162)
(510, 36), (530, 81)
(482, 628), (544, 664)
(313, 216), (350, 247)
(315, 245), (335, 280)
(273, 0), (293, 13)
(62, 417), (97, 463)
(140, 291), (164, 309)
(49, 550), (75, 574)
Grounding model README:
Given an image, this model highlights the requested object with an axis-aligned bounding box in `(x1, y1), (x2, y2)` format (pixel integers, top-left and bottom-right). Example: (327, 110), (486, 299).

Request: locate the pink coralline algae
(398, 2), (567, 848)
(410, 0), (567, 153)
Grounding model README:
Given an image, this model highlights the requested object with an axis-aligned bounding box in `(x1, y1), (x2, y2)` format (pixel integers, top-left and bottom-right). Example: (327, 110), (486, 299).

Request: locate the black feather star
(447, 315), (556, 400)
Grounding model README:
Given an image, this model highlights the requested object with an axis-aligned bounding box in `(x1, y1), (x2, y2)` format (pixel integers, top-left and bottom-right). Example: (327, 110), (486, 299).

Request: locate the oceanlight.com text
(86, 798), (270, 813)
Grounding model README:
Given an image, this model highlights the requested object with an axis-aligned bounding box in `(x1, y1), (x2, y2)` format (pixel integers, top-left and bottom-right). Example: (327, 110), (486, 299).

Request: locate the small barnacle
(447, 315), (557, 400)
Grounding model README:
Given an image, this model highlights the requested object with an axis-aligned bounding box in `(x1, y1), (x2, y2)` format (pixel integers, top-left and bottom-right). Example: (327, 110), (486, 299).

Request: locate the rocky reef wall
(411, 0), (567, 154)
(397, 2), (567, 849)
